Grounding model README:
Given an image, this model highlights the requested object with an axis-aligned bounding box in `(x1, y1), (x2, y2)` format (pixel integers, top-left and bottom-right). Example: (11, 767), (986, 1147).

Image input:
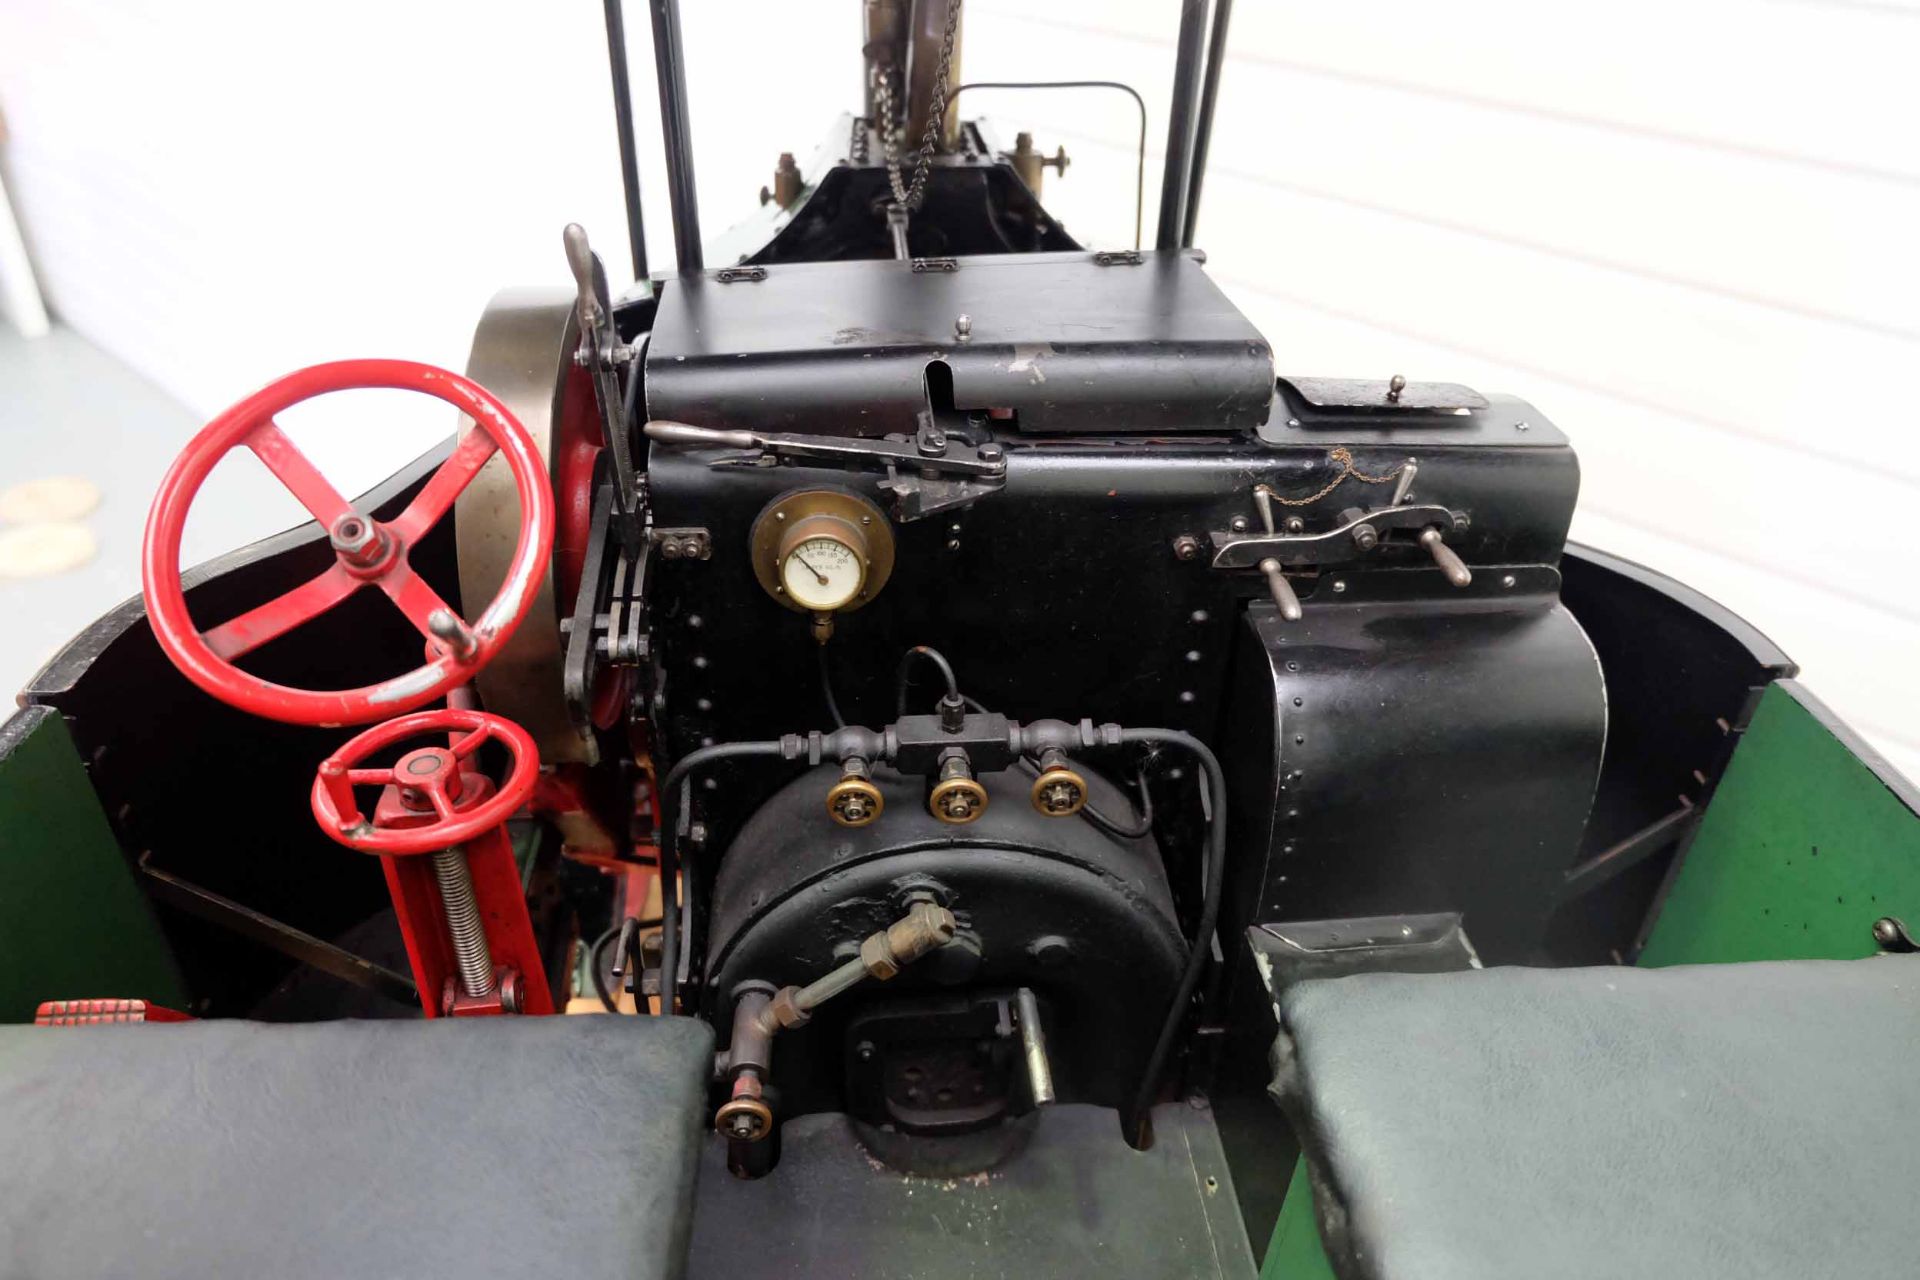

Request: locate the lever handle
(1420, 528), (1472, 587)
(644, 420), (760, 450)
(1259, 558), (1304, 621)
(562, 223), (607, 327)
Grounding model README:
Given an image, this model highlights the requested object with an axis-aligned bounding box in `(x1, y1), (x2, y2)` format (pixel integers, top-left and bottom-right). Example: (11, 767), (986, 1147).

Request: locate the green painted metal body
(1262, 1161), (1336, 1280)
(0, 706), (185, 1022)
(1258, 680), (1920, 1277)
(1639, 682), (1920, 965)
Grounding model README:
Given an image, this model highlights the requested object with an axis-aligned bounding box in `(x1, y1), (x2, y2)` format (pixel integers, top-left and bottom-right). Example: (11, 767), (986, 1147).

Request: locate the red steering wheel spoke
(375, 559), (468, 649)
(142, 360), (553, 726)
(245, 419), (354, 528)
(388, 427), (499, 544)
(203, 562), (361, 662)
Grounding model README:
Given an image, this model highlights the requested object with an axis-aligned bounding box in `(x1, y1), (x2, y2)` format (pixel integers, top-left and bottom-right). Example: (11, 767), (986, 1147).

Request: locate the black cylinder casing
(704, 763), (1186, 1121)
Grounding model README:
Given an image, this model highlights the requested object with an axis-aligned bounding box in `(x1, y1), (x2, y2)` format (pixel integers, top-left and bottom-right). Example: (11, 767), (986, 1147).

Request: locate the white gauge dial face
(781, 535), (865, 611)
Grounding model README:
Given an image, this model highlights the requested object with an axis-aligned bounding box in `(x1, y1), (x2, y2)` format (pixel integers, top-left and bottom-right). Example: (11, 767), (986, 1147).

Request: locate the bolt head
(1172, 535), (1199, 561)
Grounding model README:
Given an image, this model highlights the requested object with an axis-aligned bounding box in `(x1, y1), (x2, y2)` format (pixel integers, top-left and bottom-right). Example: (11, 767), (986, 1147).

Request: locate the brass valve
(929, 752), (988, 824)
(1029, 749), (1087, 818)
(715, 1079), (774, 1142)
(826, 757), (884, 828)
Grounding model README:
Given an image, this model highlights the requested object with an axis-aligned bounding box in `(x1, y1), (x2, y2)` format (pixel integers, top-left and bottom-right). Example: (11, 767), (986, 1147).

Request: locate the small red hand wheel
(311, 709), (539, 856)
(142, 359), (554, 726)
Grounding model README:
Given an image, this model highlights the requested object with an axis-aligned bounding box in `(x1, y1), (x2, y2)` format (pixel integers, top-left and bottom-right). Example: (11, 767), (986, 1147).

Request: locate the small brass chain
(1269, 447), (1408, 507)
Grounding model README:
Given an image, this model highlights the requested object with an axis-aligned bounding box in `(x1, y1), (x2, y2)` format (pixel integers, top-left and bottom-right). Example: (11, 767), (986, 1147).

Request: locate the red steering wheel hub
(311, 709), (539, 856)
(142, 359), (554, 726)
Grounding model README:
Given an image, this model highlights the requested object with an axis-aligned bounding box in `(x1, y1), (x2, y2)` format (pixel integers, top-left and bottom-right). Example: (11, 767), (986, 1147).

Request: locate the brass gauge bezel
(749, 488), (895, 615)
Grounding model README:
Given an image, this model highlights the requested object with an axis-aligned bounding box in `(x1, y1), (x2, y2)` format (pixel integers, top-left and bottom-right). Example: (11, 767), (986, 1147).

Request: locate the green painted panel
(1640, 682), (1920, 966)
(1261, 1159), (1338, 1280)
(0, 707), (185, 1021)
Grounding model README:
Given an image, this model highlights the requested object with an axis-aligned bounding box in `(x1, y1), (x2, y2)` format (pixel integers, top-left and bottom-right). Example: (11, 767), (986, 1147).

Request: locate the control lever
(564, 223), (644, 548)
(645, 420), (1003, 477)
(1420, 528), (1472, 587)
(1014, 987), (1056, 1107)
(1251, 485), (1304, 621)
(644, 419), (1008, 522)
(1259, 558), (1304, 621)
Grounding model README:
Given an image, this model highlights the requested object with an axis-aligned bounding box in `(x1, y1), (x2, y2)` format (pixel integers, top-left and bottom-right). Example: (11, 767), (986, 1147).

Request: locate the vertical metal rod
(1181, 0), (1233, 248)
(649, 0), (704, 272)
(1155, 0), (1211, 252)
(1014, 988), (1055, 1106)
(601, 0), (650, 281)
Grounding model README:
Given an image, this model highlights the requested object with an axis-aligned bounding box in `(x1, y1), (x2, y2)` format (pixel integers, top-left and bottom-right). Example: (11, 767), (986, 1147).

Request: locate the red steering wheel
(142, 360), (553, 726)
(311, 709), (539, 856)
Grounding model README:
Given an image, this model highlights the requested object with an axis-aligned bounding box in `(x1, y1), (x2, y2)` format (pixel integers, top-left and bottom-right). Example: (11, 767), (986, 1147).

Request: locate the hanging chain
(877, 0), (961, 213)
(1269, 448), (1410, 507)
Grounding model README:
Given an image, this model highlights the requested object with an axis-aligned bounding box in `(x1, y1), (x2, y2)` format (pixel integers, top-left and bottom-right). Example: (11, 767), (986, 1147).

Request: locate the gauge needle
(793, 553), (829, 585)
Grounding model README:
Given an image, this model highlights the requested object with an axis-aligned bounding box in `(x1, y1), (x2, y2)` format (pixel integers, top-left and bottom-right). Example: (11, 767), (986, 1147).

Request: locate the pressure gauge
(750, 489), (895, 637)
(780, 530), (865, 611)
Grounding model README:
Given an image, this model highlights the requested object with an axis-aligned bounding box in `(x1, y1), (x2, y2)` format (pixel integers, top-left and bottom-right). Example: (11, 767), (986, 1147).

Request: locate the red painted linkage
(140, 360), (554, 727)
(311, 709), (553, 1017)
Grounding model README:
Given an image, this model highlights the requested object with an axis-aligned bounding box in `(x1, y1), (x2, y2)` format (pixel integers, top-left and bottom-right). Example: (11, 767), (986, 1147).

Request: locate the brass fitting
(860, 901), (958, 980)
(715, 1075), (774, 1142)
(930, 776), (987, 823)
(1029, 750), (1087, 818)
(826, 762), (884, 828)
(764, 985), (811, 1031)
(929, 752), (987, 824)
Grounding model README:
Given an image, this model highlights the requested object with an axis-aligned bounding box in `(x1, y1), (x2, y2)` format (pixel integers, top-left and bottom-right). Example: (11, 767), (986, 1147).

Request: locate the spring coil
(431, 848), (496, 999)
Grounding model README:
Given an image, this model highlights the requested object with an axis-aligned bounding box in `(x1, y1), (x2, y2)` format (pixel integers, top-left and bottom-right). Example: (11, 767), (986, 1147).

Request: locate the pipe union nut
(767, 985), (810, 1030)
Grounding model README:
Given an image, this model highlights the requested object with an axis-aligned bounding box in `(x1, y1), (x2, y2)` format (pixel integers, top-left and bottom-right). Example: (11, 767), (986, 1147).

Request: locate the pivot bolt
(329, 513), (391, 571)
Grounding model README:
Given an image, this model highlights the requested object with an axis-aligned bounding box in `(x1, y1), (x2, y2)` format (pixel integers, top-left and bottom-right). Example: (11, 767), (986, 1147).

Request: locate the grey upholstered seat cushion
(1273, 957), (1920, 1280)
(0, 1014), (714, 1280)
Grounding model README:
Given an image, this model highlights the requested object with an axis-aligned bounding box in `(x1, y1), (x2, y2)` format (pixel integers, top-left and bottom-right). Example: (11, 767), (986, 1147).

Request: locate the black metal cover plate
(645, 250), (1274, 435)
(686, 1103), (1256, 1279)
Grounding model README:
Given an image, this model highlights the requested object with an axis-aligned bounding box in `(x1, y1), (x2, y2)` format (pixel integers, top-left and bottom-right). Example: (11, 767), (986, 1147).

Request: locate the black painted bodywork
(646, 251), (1273, 436)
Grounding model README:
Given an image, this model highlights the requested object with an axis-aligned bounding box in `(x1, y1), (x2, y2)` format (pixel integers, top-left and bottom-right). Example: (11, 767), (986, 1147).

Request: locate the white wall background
(1, 1), (1915, 782)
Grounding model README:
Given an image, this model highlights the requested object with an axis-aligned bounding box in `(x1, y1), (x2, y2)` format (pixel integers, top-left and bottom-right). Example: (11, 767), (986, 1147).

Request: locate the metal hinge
(715, 266), (768, 283)
(651, 527), (712, 561)
(910, 257), (959, 273)
(1093, 250), (1143, 266)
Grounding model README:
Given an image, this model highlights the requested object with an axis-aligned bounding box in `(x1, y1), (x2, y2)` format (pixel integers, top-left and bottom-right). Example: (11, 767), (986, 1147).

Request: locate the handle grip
(644, 420), (760, 449)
